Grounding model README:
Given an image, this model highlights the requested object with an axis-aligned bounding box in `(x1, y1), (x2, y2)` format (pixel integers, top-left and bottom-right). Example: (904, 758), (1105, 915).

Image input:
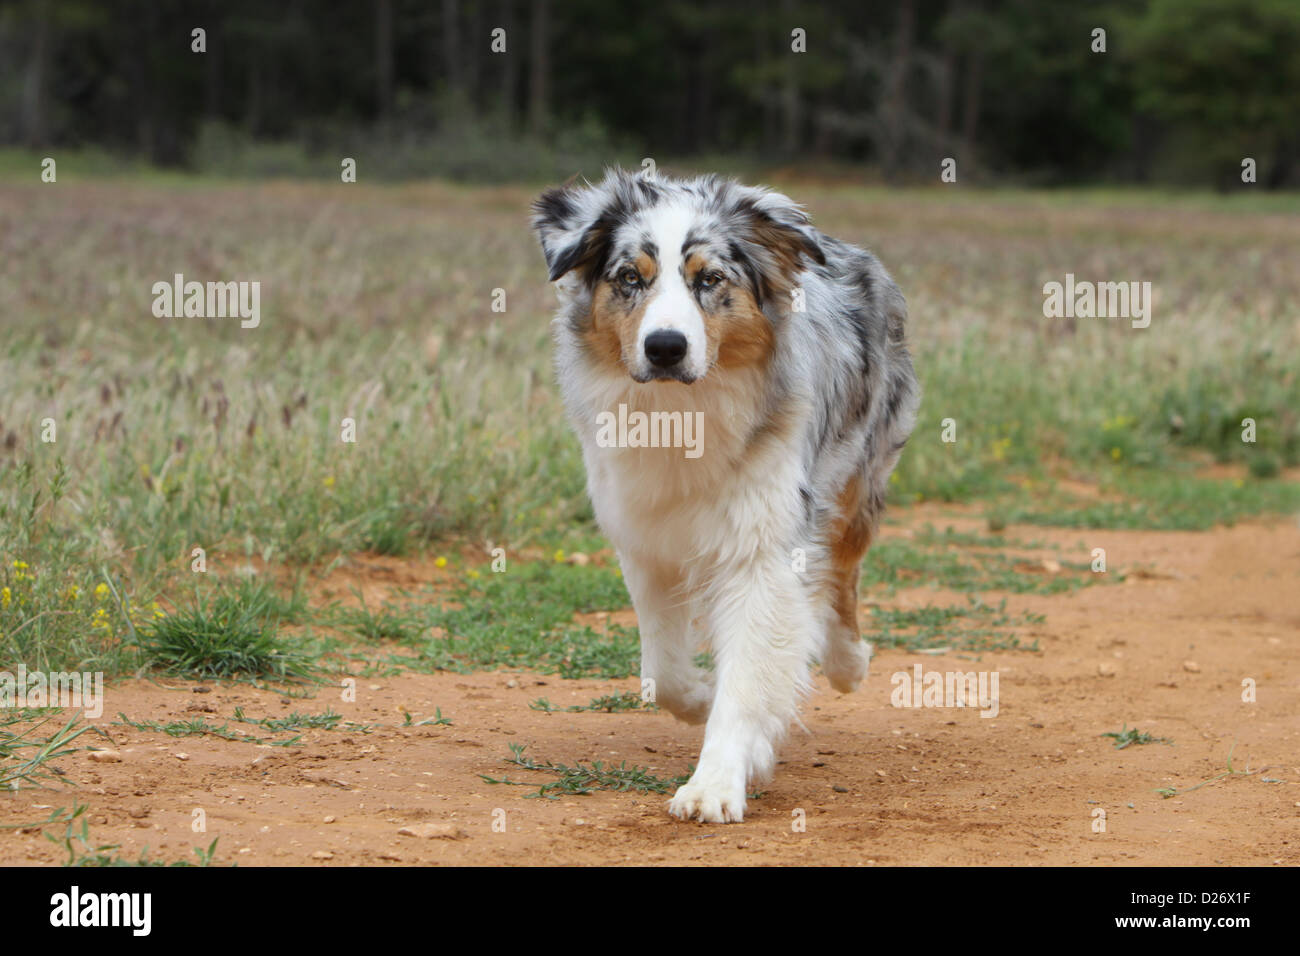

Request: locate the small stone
(174, 752), (189, 761)
(1098, 662), (1117, 677)
(398, 823), (466, 840)
(88, 750), (121, 763)
(1183, 660), (1200, 673)
(323, 815), (336, 824)
(310, 850), (334, 860)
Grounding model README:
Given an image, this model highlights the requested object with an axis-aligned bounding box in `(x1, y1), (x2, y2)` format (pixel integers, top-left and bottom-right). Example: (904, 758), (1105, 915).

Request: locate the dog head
(532, 169), (824, 384)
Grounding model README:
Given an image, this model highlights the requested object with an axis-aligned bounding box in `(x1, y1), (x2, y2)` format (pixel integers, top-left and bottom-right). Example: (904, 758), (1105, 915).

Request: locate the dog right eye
(618, 268), (641, 288)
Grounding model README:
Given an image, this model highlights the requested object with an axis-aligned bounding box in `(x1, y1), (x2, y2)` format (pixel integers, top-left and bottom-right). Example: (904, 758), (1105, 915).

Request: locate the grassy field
(1, 169), (1298, 866)
(1, 169), (1298, 681)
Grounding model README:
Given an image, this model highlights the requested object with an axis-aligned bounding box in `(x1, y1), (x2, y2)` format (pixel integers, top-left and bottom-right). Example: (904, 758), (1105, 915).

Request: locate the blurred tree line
(1, 0), (1296, 186)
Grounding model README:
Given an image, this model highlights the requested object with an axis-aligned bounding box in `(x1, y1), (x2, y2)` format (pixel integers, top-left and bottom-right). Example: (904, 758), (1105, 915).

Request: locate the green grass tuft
(480, 743), (687, 799)
(135, 581), (314, 682)
(0, 709), (92, 791)
(1102, 724), (1172, 750)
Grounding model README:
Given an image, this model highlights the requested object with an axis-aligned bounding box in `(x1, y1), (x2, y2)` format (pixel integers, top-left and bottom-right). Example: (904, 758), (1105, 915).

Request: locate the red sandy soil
(3, 510), (1297, 866)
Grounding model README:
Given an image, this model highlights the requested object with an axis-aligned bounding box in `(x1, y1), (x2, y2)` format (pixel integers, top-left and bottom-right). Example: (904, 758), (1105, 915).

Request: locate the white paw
(656, 679), (714, 725)
(824, 638), (872, 694)
(667, 773), (746, 823)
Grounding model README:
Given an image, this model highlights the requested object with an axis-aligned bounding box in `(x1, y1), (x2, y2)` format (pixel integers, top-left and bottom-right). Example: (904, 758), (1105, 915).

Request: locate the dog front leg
(619, 553), (713, 724)
(667, 555), (815, 823)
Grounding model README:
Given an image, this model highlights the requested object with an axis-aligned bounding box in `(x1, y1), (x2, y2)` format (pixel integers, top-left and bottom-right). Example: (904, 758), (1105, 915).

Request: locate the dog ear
(728, 187), (825, 305)
(532, 181), (588, 281)
(749, 192), (825, 269)
(531, 174), (628, 284)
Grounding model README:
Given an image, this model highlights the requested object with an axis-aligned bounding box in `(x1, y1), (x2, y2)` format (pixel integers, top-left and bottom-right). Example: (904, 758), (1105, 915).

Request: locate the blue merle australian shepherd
(532, 169), (919, 822)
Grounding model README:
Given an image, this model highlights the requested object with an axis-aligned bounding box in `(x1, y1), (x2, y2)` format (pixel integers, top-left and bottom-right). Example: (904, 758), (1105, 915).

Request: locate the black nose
(644, 330), (688, 369)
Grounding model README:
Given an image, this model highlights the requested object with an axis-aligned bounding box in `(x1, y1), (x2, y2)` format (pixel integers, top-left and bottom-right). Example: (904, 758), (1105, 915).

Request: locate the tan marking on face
(634, 251), (658, 283)
(586, 279), (649, 374)
(682, 252), (774, 370)
(706, 274), (774, 371)
(683, 252), (707, 284)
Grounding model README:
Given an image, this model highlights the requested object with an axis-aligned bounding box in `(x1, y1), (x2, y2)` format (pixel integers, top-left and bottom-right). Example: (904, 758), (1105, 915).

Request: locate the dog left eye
(699, 271), (724, 288)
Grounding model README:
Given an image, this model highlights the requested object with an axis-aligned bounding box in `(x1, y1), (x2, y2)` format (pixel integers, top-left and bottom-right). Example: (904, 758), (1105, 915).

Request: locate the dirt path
(4, 515), (1297, 866)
